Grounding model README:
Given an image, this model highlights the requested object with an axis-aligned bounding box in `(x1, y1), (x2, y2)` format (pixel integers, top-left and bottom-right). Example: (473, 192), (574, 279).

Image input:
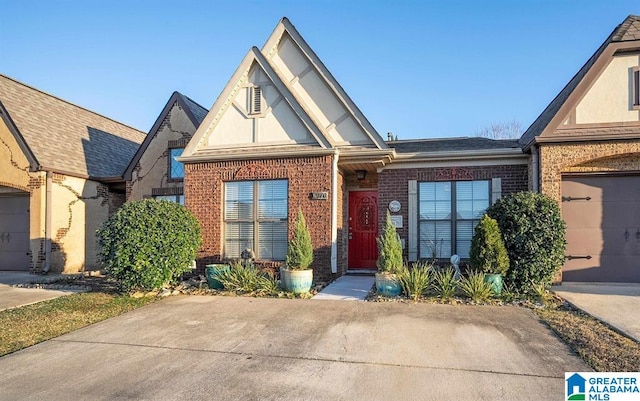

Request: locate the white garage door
(562, 175), (640, 282)
(0, 195), (30, 271)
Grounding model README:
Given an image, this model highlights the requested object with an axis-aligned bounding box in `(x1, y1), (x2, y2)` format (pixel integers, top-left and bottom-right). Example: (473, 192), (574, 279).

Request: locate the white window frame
(223, 179), (288, 260)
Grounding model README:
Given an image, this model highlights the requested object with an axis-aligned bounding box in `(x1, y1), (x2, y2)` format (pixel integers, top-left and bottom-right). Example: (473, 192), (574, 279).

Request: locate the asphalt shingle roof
(179, 93), (208, 125)
(389, 137), (521, 154)
(520, 15), (640, 147)
(0, 74), (145, 179)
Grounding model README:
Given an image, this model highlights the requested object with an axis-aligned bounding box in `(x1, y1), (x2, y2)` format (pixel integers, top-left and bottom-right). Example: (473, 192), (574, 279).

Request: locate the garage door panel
(562, 175), (640, 282)
(0, 195), (30, 271)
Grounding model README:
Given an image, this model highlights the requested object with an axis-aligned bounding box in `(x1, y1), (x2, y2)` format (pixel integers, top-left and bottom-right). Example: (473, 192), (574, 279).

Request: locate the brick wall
(539, 139), (640, 202)
(185, 155), (336, 282)
(378, 164), (529, 260)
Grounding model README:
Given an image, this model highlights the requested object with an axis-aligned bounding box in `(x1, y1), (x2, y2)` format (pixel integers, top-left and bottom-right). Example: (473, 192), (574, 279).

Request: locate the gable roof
(0, 74), (145, 180)
(124, 91), (207, 179)
(520, 15), (640, 149)
(261, 18), (389, 150)
(182, 46), (333, 159)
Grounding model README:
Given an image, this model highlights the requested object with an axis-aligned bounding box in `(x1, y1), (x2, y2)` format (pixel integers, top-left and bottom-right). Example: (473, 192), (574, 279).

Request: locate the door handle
(566, 255), (592, 260)
(0, 233), (4, 243)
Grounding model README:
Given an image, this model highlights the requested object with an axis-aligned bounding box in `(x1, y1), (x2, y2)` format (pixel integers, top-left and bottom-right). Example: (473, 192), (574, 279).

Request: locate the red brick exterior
(378, 164), (529, 261)
(184, 155), (336, 282)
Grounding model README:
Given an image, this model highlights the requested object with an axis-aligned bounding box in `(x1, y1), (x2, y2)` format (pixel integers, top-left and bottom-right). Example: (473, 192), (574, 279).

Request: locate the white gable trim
(182, 47), (331, 160)
(261, 18), (389, 151)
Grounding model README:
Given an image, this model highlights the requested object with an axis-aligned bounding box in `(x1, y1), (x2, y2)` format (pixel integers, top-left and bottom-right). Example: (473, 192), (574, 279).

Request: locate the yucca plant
(459, 270), (494, 302)
(431, 267), (458, 299)
(398, 261), (432, 301)
(218, 261), (278, 295)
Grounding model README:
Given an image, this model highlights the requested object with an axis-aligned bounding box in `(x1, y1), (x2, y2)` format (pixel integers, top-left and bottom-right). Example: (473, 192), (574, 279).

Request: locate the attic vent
(250, 86), (262, 114)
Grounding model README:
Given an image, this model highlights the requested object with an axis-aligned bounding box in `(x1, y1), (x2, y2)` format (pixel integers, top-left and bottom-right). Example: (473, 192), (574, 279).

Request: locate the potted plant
(283, 209), (314, 294)
(469, 214), (509, 295)
(205, 263), (230, 289)
(376, 212), (404, 296)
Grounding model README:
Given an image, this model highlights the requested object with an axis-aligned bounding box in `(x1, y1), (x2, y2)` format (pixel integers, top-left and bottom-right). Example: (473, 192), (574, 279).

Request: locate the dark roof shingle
(390, 137), (521, 154)
(178, 93), (208, 125)
(0, 74), (145, 179)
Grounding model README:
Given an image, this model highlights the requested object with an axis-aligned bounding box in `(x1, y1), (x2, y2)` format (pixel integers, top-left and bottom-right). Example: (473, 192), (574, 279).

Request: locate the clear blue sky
(2, 1), (640, 139)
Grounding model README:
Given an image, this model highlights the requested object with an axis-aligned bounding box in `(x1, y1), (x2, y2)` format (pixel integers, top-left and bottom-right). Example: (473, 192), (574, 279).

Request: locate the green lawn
(0, 292), (156, 357)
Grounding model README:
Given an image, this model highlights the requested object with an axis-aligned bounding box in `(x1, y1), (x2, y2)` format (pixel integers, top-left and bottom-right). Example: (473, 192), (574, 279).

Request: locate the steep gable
(0, 74), (145, 179)
(521, 15), (640, 149)
(262, 18), (388, 150)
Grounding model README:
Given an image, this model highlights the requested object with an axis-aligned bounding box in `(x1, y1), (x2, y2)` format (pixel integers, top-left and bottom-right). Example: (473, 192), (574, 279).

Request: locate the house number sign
(388, 200), (401, 213)
(310, 192), (328, 200)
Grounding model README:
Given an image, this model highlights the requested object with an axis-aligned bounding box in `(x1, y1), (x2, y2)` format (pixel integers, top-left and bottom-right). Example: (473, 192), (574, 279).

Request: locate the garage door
(0, 195), (30, 271)
(562, 175), (640, 282)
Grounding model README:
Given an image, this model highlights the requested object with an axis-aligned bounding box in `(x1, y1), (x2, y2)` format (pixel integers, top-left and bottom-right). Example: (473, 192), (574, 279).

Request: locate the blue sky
(2, 1), (640, 139)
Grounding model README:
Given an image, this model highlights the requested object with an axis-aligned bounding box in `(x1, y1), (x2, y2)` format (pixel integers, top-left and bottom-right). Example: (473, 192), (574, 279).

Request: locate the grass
(0, 292), (156, 357)
(536, 304), (640, 372)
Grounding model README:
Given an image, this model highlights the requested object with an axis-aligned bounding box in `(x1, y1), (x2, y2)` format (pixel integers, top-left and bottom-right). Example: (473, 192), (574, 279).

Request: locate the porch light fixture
(356, 170), (367, 180)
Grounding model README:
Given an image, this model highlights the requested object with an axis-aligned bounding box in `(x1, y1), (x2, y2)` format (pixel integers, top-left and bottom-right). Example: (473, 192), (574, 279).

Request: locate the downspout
(43, 171), (52, 273)
(330, 151), (339, 274)
(532, 146), (540, 193)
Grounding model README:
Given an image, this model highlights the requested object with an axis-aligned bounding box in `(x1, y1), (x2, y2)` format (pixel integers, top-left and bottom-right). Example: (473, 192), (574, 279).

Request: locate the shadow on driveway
(0, 296), (588, 400)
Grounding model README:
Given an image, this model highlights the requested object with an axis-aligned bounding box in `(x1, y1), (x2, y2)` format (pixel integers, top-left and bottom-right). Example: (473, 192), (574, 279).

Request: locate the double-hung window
(224, 180), (288, 260)
(633, 66), (640, 110)
(418, 180), (489, 259)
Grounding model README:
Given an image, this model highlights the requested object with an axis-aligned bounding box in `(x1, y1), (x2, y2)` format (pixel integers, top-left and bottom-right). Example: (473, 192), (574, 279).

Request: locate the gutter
(393, 148), (525, 162)
(331, 151), (338, 274)
(177, 148), (337, 163)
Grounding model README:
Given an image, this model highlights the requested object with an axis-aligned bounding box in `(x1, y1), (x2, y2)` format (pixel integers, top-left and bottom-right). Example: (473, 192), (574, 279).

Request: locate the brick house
(522, 15), (640, 282)
(179, 18), (529, 282)
(0, 74), (145, 273)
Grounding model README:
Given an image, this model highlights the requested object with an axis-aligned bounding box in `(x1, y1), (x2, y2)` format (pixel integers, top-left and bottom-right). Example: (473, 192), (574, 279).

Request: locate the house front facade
(180, 18), (530, 282)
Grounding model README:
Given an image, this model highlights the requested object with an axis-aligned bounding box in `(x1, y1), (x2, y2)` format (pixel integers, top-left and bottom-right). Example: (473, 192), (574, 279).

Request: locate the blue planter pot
(284, 268), (313, 294)
(483, 274), (503, 296)
(205, 264), (230, 289)
(376, 273), (402, 297)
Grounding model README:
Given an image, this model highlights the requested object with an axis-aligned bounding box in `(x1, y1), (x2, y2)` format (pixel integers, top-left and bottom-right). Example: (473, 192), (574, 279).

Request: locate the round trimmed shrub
(469, 214), (509, 276)
(97, 199), (202, 292)
(486, 191), (566, 292)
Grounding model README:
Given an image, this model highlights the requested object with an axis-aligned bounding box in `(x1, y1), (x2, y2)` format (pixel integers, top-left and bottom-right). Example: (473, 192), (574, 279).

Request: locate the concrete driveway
(553, 282), (640, 342)
(0, 296), (587, 401)
(0, 271), (83, 311)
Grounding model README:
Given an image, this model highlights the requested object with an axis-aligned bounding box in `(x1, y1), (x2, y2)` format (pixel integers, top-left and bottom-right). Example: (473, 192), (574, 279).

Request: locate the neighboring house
(125, 92), (207, 203)
(179, 18), (528, 282)
(521, 15), (640, 282)
(0, 74), (145, 273)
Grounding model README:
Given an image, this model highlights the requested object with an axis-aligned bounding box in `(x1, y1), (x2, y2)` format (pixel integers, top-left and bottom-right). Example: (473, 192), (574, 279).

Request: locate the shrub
(218, 261), (278, 295)
(97, 199), (202, 292)
(458, 270), (494, 302)
(285, 209), (313, 270)
(398, 262), (432, 301)
(469, 214), (509, 275)
(486, 191), (566, 292)
(377, 212), (403, 274)
(431, 267), (458, 299)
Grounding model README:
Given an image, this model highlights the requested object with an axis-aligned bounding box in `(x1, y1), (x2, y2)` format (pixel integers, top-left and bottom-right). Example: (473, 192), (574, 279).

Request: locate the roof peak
(612, 14), (640, 42)
(0, 74), (144, 134)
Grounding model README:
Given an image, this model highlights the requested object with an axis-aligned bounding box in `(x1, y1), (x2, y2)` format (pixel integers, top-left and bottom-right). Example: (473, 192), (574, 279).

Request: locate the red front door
(348, 191), (378, 269)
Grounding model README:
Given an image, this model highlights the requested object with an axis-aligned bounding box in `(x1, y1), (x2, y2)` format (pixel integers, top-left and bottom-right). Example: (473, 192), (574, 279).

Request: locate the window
(169, 148), (184, 179)
(154, 194), (184, 205)
(224, 180), (288, 260)
(633, 66), (640, 109)
(249, 86), (262, 114)
(418, 180), (489, 259)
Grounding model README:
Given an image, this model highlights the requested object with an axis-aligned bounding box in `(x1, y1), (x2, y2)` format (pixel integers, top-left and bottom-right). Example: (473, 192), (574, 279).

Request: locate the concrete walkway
(552, 282), (640, 343)
(0, 296), (588, 400)
(312, 275), (375, 301)
(0, 271), (83, 311)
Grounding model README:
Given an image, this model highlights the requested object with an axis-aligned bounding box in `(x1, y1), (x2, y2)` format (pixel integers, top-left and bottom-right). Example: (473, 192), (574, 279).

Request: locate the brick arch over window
(539, 140), (640, 202)
(0, 181), (30, 193)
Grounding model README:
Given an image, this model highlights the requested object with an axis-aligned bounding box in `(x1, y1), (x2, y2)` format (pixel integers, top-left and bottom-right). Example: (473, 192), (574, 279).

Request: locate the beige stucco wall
(128, 103), (196, 201)
(206, 65), (315, 148)
(0, 119), (46, 271)
(49, 173), (113, 272)
(574, 54), (640, 124)
(539, 139), (640, 202)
